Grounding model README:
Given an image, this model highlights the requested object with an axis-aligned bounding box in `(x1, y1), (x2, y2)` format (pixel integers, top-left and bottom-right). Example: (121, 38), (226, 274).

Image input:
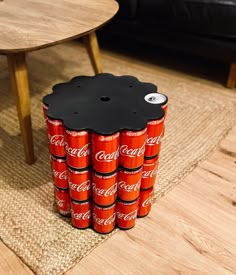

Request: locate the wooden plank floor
(0, 127), (235, 274)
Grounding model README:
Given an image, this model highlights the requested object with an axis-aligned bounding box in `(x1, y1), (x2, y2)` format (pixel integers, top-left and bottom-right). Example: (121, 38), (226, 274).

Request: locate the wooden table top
(0, 0), (118, 53)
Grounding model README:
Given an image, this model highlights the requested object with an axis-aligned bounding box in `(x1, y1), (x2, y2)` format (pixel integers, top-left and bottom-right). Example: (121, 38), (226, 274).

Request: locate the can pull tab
(144, 93), (166, 104)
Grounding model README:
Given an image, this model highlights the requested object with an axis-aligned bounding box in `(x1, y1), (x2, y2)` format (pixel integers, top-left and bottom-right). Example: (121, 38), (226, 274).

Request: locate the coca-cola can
(162, 124), (166, 138)
(54, 186), (70, 216)
(92, 132), (119, 174)
(47, 118), (65, 157)
(71, 199), (92, 229)
(68, 167), (91, 201)
(93, 203), (116, 234)
(118, 167), (142, 201)
(42, 103), (48, 124)
(138, 187), (154, 217)
(145, 118), (164, 158)
(116, 199), (138, 229)
(51, 155), (68, 189)
(141, 156), (158, 189)
(64, 129), (90, 169)
(119, 128), (146, 169)
(144, 93), (168, 119)
(92, 171), (118, 206)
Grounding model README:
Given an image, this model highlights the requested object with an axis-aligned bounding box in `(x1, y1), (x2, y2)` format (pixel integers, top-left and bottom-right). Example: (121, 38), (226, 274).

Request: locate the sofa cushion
(138, 0), (236, 38)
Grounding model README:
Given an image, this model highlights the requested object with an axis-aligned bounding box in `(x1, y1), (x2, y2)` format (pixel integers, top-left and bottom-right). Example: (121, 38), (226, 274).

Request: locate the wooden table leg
(83, 31), (103, 74)
(7, 52), (35, 164)
(226, 63), (236, 89)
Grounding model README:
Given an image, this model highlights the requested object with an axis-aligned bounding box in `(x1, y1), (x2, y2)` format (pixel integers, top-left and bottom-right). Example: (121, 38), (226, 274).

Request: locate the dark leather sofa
(103, 0), (236, 88)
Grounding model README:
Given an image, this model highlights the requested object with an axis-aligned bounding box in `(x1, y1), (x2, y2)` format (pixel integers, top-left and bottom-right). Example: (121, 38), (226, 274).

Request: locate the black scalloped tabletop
(43, 73), (166, 135)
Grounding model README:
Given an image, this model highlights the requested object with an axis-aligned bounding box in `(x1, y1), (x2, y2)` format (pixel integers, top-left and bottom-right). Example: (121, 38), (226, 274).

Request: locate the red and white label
(120, 143), (145, 158)
(48, 119), (62, 126)
(48, 134), (65, 146)
(148, 118), (165, 125)
(142, 197), (152, 207)
(69, 180), (91, 192)
(53, 169), (68, 180)
(71, 209), (91, 220)
(65, 143), (90, 157)
(118, 180), (141, 192)
(95, 149), (119, 162)
(146, 136), (162, 146)
(92, 182), (117, 197)
(97, 132), (120, 141)
(55, 196), (64, 207)
(142, 166), (158, 178)
(66, 130), (88, 136)
(116, 210), (137, 221)
(125, 129), (147, 136)
(93, 213), (116, 225)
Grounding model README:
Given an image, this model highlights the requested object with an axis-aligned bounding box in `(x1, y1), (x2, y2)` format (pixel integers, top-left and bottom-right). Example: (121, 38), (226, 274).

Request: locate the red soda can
(145, 118), (164, 158)
(116, 200), (138, 229)
(118, 167), (142, 201)
(42, 103), (48, 124)
(54, 186), (70, 216)
(92, 171), (118, 206)
(92, 132), (119, 174)
(141, 156), (158, 189)
(119, 128), (147, 169)
(144, 93), (168, 119)
(138, 187), (154, 217)
(51, 155), (68, 189)
(64, 129), (90, 169)
(162, 124), (166, 138)
(70, 199), (92, 229)
(68, 167), (91, 201)
(93, 203), (116, 234)
(47, 118), (65, 157)
(158, 93), (168, 119)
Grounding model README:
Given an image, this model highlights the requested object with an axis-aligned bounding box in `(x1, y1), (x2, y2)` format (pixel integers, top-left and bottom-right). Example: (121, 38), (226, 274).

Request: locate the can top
(43, 73), (166, 135)
(144, 93), (168, 105)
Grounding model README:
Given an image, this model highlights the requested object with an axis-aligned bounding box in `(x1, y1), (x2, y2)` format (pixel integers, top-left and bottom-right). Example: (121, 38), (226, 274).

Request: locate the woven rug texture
(0, 41), (236, 275)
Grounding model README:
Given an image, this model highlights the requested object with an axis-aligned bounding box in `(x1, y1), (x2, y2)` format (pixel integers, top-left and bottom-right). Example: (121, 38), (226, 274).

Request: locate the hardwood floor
(0, 128), (235, 274)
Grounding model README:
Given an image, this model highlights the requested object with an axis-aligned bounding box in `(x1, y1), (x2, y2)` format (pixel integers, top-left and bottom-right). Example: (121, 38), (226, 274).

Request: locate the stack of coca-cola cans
(43, 74), (168, 234)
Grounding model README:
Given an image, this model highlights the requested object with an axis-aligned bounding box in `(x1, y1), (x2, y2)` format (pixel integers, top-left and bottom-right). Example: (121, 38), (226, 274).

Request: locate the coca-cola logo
(142, 166), (158, 178)
(55, 196), (64, 207)
(48, 134), (65, 146)
(69, 180), (91, 192)
(92, 182), (117, 197)
(95, 149), (119, 162)
(71, 209), (91, 220)
(142, 197), (152, 207)
(120, 143), (145, 157)
(118, 180), (141, 192)
(53, 169), (68, 180)
(146, 136), (161, 146)
(65, 143), (90, 157)
(93, 212), (116, 225)
(116, 210), (137, 220)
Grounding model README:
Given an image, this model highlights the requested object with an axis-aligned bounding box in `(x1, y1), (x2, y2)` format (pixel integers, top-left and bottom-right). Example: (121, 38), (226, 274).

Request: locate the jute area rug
(0, 41), (236, 275)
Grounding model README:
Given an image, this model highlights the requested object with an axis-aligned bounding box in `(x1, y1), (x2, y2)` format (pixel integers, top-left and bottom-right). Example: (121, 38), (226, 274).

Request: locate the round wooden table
(0, 0), (118, 164)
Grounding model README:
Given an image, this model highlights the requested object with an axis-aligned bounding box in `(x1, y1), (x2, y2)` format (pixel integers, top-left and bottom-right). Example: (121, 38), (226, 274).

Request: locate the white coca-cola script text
(65, 143), (90, 157)
(118, 181), (141, 192)
(93, 213), (116, 225)
(95, 149), (119, 162)
(92, 182), (117, 197)
(69, 180), (91, 192)
(116, 210), (137, 220)
(120, 143), (145, 157)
